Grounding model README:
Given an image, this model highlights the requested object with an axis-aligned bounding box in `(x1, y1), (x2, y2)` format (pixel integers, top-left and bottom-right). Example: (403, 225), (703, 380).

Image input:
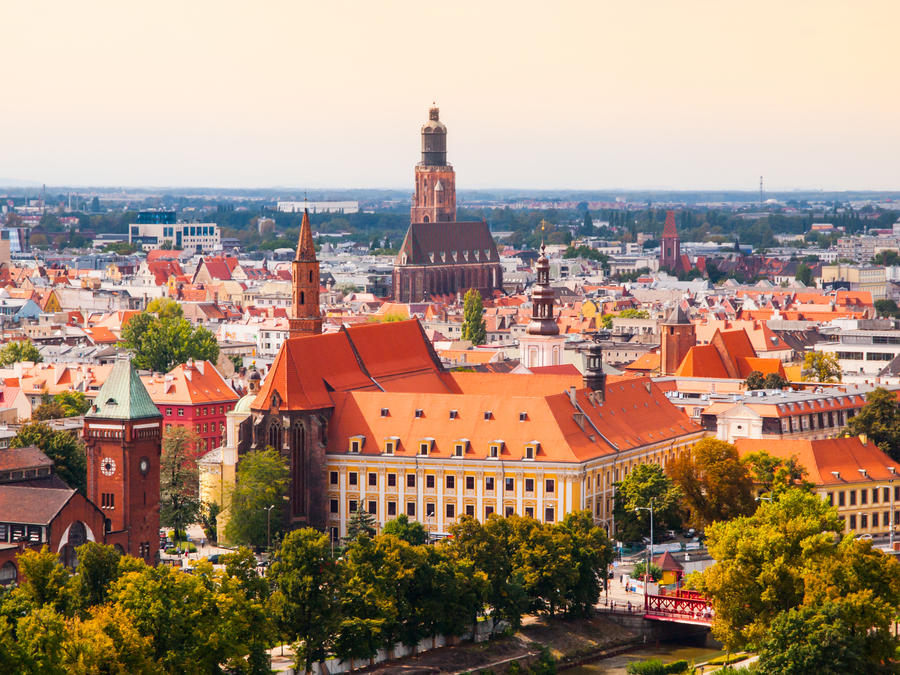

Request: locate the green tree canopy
(666, 438), (756, 529)
(381, 514), (427, 545)
(847, 387), (900, 459)
(742, 449), (812, 496)
(461, 288), (487, 346)
(0, 340), (42, 366)
(225, 448), (289, 549)
(613, 464), (682, 543)
(794, 262), (813, 285)
(11, 423), (86, 494)
(119, 305), (219, 373)
(159, 426), (200, 539)
(802, 351), (841, 383)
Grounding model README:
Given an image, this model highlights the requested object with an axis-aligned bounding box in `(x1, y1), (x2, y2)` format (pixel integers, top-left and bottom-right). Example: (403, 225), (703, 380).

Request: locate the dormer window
(449, 410), (459, 419)
(453, 439), (468, 457)
(383, 437), (398, 455)
(348, 435), (365, 453)
(415, 409), (424, 418)
(484, 411), (493, 421)
(381, 408), (389, 417)
(519, 412), (528, 421)
(524, 442), (540, 460)
(489, 441), (504, 459)
(418, 438), (434, 456)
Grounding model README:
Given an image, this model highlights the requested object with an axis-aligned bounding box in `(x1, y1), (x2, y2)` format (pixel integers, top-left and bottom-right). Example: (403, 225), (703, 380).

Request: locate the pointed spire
(295, 208), (316, 261)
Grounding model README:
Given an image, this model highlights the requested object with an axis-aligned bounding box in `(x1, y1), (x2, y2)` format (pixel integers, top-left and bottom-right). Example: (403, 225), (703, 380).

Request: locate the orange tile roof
(625, 352), (660, 372)
(734, 437), (896, 486)
(141, 360), (238, 405)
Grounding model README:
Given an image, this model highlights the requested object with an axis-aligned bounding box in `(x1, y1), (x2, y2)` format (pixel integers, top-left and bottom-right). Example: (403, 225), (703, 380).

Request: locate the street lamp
(263, 504), (276, 554)
(889, 467), (896, 550)
(635, 501), (654, 611)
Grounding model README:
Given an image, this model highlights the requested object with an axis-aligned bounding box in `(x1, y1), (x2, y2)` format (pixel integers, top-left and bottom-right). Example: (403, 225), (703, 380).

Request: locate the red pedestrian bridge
(600, 589), (713, 627)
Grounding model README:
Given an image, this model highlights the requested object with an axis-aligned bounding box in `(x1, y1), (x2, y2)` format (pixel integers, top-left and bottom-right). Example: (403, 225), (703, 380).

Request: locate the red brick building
(142, 360), (239, 457)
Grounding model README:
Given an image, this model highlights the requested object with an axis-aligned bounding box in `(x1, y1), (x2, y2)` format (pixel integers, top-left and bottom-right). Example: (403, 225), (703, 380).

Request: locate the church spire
(526, 243), (559, 336)
(290, 208), (322, 338)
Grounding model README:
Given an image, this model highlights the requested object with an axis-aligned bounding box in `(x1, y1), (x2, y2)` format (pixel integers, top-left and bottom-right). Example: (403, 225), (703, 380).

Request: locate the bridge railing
(644, 593), (713, 623)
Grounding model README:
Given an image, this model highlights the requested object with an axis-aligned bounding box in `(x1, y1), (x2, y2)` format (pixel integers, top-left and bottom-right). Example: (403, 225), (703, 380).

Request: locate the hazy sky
(2, 1), (898, 191)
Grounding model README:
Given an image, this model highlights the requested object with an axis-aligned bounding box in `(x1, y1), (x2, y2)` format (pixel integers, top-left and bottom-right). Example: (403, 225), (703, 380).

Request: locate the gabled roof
(0, 446), (53, 472)
(141, 360), (239, 406)
(0, 486), (75, 525)
(396, 221), (499, 266)
(87, 357), (161, 420)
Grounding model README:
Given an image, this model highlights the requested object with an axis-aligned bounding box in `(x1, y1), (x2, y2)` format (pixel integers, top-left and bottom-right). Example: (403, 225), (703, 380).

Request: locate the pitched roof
(662, 210), (678, 238)
(296, 209), (316, 261)
(0, 486), (75, 524)
(141, 360), (239, 406)
(0, 446), (53, 472)
(87, 357), (161, 420)
(396, 221), (499, 266)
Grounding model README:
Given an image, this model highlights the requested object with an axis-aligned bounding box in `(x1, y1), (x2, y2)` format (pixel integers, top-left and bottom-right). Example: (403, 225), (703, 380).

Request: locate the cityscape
(1, 2), (900, 674)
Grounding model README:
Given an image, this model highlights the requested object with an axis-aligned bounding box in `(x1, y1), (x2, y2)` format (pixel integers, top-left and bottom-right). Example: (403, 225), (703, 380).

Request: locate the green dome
(233, 394), (255, 415)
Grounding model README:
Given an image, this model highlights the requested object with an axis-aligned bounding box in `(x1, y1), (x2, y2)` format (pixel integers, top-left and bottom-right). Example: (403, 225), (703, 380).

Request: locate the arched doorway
(0, 562), (17, 586)
(60, 521), (87, 569)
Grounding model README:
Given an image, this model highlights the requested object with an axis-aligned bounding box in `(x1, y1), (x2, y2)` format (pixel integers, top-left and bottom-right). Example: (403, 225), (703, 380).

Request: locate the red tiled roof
(0, 486), (75, 524)
(0, 446), (53, 472)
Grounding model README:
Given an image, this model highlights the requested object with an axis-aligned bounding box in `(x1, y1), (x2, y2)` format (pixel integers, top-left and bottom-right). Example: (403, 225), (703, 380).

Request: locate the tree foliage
(119, 302), (219, 373)
(745, 370), (788, 390)
(225, 448), (289, 549)
(11, 423), (86, 494)
(0, 340), (42, 366)
(159, 426), (200, 539)
(742, 450), (812, 496)
(666, 439), (756, 529)
(461, 288), (487, 346)
(613, 464), (682, 543)
(801, 351), (841, 383)
(381, 514), (427, 545)
(847, 386), (900, 460)
(695, 489), (900, 652)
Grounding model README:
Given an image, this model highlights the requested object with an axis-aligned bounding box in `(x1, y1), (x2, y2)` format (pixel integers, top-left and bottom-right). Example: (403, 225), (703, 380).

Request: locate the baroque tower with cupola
(290, 208), (322, 338)
(411, 106), (457, 224)
(518, 244), (567, 368)
(83, 356), (162, 563)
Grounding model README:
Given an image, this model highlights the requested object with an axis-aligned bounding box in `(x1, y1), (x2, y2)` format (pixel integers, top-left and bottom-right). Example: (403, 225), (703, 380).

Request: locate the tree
(32, 399), (67, 421)
(695, 489), (900, 651)
(874, 298), (900, 318)
(794, 262), (813, 285)
(225, 448), (289, 549)
(742, 450), (812, 496)
(632, 561), (663, 582)
(345, 508), (376, 542)
(159, 426), (200, 541)
(764, 372), (788, 389)
(802, 351), (841, 383)
(11, 423), (86, 494)
(269, 528), (341, 674)
(460, 288), (487, 346)
(847, 387), (900, 459)
(72, 542), (121, 609)
(119, 306), (219, 374)
(382, 514), (427, 545)
(53, 391), (91, 417)
(199, 501), (221, 543)
(16, 547), (73, 615)
(0, 340), (41, 366)
(61, 604), (160, 675)
(666, 438), (755, 529)
(757, 594), (897, 674)
(873, 249), (900, 266)
(744, 370), (766, 390)
(216, 548), (275, 674)
(556, 511), (614, 616)
(613, 464), (682, 543)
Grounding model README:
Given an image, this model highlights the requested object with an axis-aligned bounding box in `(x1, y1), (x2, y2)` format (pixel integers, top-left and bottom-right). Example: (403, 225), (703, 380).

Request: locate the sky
(1, 1), (898, 191)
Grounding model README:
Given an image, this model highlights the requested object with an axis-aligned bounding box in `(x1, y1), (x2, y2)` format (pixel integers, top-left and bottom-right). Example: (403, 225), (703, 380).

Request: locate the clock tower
(84, 356), (162, 562)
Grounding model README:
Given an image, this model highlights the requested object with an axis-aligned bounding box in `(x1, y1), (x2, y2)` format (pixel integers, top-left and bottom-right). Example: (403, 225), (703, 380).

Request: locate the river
(565, 639), (724, 674)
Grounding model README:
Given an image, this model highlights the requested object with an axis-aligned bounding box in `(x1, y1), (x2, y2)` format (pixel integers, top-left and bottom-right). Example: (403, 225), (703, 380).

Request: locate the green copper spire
(89, 356), (161, 420)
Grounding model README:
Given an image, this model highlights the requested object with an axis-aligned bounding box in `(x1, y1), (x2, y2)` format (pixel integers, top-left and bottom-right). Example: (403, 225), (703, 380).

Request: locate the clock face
(139, 457), (150, 475)
(100, 457), (116, 476)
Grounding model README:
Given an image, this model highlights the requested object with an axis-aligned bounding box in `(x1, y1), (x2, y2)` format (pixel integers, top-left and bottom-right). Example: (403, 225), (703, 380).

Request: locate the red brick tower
(410, 106), (456, 224)
(660, 305), (696, 376)
(290, 208), (322, 338)
(659, 210), (681, 273)
(83, 356), (162, 562)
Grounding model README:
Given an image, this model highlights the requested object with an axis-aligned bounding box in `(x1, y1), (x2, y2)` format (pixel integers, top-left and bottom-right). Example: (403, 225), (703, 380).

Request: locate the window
(101, 493), (115, 509)
(446, 475), (455, 489)
(849, 491), (857, 506)
(446, 503), (455, 518)
(384, 440), (395, 454)
(484, 411), (492, 420)
(349, 500), (357, 513)
(330, 499), (338, 514)
(525, 445), (535, 460)
(525, 478), (534, 492)
(415, 409), (424, 418)
(423, 474), (434, 489)
(387, 501), (397, 516)
(895, 486), (900, 502)
(449, 410), (458, 419)
(381, 408), (389, 417)
(505, 506), (514, 517)
(407, 474), (416, 488)
(387, 473), (396, 487)
(220, 406), (224, 414)
(849, 514), (857, 529)
(519, 412), (527, 421)
(485, 477), (495, 491)
(348, 472), (358, 486)
(203, 423), (208, 433)
(827, 492), (833, 505)
(489, 444), (499, 458)
(166, 408), (172, 416)
(838, 491), (846, 506)
(466, 476), (475, 490)
(454, 442), (465, 457)
(545, 507), (555, 522)
(873, 512), (879, 528)
(368, 472), (377, 487)
(873, 488), (880, 504)
(177, 408), (184, 416)
(349, 436), (363, 453)
(419, 441), (430, 456)
(505, 477), (514, 492)
(861, 514), (868, 529)
(485, 505), (494, 517)
(861, 490), (868, 505)
(330, 471), (338, 485)
(885, 487), (891, 503)
(546, 479), (555, 493)
(407, 502), (416, 517)
(525, 506), (534, 518)
(426, 503), (436, 517)
(368, 500), (377, 515)
(465, 504), (475, 516)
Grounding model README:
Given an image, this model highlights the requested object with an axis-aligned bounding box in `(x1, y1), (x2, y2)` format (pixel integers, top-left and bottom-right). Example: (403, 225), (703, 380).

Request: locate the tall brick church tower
(659, 210), (685, 274)
(84, 356), (162, 562)
(660, 305), (696, 376)
(289, 208), (322, 338)
(410, 106), (456, 224)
